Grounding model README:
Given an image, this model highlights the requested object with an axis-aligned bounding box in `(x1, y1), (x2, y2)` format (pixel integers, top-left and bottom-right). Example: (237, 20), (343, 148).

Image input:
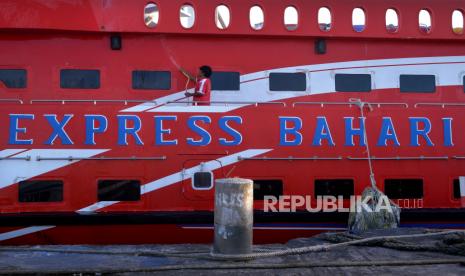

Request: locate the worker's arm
(179, 67), (196, 82)
(185, 91), (204, 97)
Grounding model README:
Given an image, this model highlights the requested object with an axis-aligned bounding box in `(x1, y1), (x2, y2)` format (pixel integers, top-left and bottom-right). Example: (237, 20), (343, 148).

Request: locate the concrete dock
(0, 228), (464, 275)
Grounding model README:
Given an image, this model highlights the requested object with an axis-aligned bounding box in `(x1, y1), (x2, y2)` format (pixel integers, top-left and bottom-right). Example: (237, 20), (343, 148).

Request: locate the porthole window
(452, 10), (464, 35)
(419, 9), (432, 34)
(386, 8), (399, 33)
(144, 3), (159, 28)
(192, 172), (213, 190)
(352, 8), (366, 32)
(250, 5), (264, 30)
(284, 6), (298, 31)
(318, 7), (332, 31)
(180, 4), (195, 29)
(215, 5), (230, 29)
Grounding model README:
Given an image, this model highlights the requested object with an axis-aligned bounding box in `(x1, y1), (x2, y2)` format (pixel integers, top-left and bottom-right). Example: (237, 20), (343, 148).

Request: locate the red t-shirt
(193, 78), (211, 105)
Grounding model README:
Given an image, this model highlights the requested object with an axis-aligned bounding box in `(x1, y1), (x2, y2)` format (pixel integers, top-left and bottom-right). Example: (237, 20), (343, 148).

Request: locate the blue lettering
(117, 115), (143, 146)
(377, 117), (400, 147)
(279, 117), (302, 146)
(219, 116), (243, 146)
(409, 117), (434, 146)
(344, 117), (366, 146)
(154, 116), (177, 146)
(8, 114), (34, 145)
(44, 114), (74, 145)
(442, 118), (454, 147)
(187, 116), (212, 146)
(84, 115), (108, 145)
(312, 116), (335, 146)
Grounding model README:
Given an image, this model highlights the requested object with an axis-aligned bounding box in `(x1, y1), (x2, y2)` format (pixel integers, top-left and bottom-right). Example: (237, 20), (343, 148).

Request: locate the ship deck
(1, 228), (464, 275)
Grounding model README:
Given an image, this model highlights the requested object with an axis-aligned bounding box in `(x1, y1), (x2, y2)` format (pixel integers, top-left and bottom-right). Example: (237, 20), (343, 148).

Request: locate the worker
(180, 65), (212, 106)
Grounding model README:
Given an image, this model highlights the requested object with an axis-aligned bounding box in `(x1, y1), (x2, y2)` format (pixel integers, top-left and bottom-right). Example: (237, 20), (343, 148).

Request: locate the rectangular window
(314, 179), (354, 199)
(132, 70), (171, 90)
(253, 179), (283, 200)
(0, 69), (27, 88)
(60, 69), (100, 89)
(19, 180), (63, 202)
(384, 179), (423, 199)
(335, 74), (372, 92)
(269, 72), (306, 91)
(400, 75), (436, 93)
(98, 180), (140, 201)
(453, 179), (461, 199)
(211, 71), (240, 91)
(192, 172), (213, 190)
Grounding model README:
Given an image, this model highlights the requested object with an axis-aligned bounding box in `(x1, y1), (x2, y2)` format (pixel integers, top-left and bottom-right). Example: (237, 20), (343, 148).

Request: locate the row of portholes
(143, 3), (465, 35)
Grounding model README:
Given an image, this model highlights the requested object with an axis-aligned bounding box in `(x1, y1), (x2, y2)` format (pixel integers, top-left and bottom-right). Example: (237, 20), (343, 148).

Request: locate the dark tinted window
(193, 172), (213, 189)
(269, 72), (306, 91)
(98, 180), (140, 201)
(335, 74), (371, 92)
(400, 75), (436, 93)
(60, 69), (100, 89)
(314, 179), (354, 198)
(211, 72), (240, 91)
(453, 179), (461, 199)
(0, 69), (27, 88)
(384, 179), (423, 199)
(253, 179), (283, 200)
(463, 76), (465, 93)
(132, 70), (171, 90)
(19, 180), (63, 202)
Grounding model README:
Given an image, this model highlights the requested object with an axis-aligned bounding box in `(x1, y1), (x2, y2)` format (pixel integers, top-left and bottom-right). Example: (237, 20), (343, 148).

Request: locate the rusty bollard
(213, 178), (253, 254)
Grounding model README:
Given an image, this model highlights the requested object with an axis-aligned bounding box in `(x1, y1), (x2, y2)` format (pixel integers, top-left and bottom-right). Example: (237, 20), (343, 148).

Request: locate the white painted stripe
(121, 91), (188, 112)
(121, 55), (465, 114)
(0, 149), (109, 190)
(146, 105), (246, 113)
(77, 149), (272, 213)
(460, 177), (465, 197)
(0, 226), (55, 241)
(0, 149), (26, 158)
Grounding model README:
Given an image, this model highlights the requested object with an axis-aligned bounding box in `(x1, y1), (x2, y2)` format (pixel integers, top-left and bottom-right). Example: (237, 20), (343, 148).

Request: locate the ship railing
(238, 155), (457, 161)
(238, 156), (343, 161)
(165, 100), (287, 107)
(28, 99), (158, 105)
(0, 99), (23, 104)
(292, 102), (409, 108)
(347, 156), (449, 160)
(3, 155), (463, 161)
(414, 103), (465, 108)
(3, 99), (465, 109)
(0, 156), (166, 161)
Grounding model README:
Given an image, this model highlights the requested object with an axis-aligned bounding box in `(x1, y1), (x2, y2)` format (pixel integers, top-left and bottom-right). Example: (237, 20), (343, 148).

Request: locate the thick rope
(209, 230), (465, 260)
(349, 98), (376, 188)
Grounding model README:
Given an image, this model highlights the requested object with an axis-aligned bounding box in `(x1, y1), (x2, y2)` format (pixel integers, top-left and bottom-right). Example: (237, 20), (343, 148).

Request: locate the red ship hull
(0, 0), (464, 244)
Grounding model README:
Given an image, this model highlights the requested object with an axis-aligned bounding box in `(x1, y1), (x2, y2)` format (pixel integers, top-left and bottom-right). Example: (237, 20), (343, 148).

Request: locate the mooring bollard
(213, 178), (253, 255)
